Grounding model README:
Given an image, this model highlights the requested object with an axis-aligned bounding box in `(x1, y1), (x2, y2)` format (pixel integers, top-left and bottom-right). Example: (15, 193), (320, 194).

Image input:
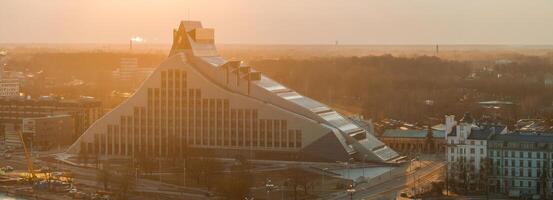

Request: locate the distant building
(445, 113), (508, 191)
(544, 74), (553, 88)
(111, 58), (154, 85)
(2, 123), (21, 148)
(487, 133), (553, 198)
(477, 101), (517, 123)
(379, 128), (445, 154)
(0, 96), (103, 143)
(0, 66), (21, 97)
(349, 116), (437, 155)
(0, 78), (19, 97)
(22, 115), (74, 150)
(495, 59), (513, 65)
(515, 119), (551, 133)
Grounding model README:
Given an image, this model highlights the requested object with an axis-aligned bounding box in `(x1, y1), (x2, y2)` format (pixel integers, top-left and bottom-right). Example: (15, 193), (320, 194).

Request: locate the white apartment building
(445, 113), (508, 190)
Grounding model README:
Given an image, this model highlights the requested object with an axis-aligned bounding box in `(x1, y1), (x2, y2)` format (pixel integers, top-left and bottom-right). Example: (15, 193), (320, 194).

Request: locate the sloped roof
(490, 133), (553, 143)
(467, 125), (506, 140)
(448, 125), (457, 136)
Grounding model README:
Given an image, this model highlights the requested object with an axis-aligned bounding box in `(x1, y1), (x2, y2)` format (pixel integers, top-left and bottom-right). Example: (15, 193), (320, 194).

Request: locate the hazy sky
(1, 0), (553, 45)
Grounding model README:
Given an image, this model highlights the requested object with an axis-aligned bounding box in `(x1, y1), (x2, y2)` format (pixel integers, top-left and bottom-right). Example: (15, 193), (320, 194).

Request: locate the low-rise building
(111, 58), (154, 86)
(544, 74), (553, 88)
(0, 78), (19, 97)
(22, 115), (75, 150)
(487, 133), (553, 198)
(0, 65), (21, 97)
(2, 123), (21, 148)
(379, 128), (445, 154)
(0, 96), (103, 143)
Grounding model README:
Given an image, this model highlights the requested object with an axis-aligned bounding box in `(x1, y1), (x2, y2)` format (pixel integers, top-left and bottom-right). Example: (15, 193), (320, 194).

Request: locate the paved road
(323, 160), (445, 200)
(1, 149), (211, 200)
(362, 162), (444, 200)
(358, 162), (445, 200)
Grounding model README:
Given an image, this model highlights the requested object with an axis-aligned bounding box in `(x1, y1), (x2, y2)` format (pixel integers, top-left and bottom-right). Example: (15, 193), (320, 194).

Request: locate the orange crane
(18, 130), (36, 182)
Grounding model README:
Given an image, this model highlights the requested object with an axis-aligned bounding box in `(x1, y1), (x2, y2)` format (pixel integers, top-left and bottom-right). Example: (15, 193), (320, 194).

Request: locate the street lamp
(362, 154), (368, 178)
(347, 158), (355, 181)
(281, 179), (290, 200)
(346, 184), (356, 200)
(445, 160), (449, 196)
(412, 174), (417, 198)
(265, 178), (274, 200)
(322, 168), (328, 192)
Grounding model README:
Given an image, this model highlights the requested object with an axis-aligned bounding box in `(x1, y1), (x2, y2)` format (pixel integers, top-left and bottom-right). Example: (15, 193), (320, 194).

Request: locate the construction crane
(18, 130), (37, 183)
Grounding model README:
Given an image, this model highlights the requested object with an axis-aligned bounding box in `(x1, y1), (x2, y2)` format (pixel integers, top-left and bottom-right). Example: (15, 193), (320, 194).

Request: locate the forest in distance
(253, 55), (553, 123)
(4, 45), (553, 126)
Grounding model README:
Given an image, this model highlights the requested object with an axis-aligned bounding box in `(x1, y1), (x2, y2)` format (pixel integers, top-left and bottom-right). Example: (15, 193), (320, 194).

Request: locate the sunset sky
(1, 0), (553, 45)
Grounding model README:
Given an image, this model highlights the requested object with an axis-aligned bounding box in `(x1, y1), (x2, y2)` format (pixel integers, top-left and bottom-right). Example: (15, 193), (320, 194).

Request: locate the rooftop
(490, 133), (553, 143)
(382, 129), (445, 138)
(467, 124), (506, 140)
(0, 96), (101, 106)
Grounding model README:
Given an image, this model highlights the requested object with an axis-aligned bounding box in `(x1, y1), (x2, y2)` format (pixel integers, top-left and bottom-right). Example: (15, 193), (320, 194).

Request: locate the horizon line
(2, 42), (553, 47)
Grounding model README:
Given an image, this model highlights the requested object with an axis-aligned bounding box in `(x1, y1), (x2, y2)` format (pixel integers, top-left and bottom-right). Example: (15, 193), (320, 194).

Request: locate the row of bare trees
(252, 55), (553, 123)
(95, 160), (136, 200)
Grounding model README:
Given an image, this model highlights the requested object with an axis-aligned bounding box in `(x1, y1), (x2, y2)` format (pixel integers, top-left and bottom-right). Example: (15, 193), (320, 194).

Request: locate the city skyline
(1, 0), (553, 45)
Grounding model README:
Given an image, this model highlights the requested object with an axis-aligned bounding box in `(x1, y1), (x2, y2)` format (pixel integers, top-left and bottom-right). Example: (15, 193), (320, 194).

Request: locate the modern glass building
(66, 21), (402, 163)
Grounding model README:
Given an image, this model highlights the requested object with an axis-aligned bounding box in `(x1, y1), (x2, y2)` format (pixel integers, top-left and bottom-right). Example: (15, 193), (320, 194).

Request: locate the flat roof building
(379, 128), (445, 154)
(22, 115), (75, 150)
(0, 96), (103, 142)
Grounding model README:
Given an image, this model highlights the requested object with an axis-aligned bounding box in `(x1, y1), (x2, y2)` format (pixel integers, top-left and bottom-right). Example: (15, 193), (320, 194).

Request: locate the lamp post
(322, 168), (328, 192)
(348, 158), (355, 181)
(135, 167), (139, 182)
(412, 173), (417, 198)
(265, 178), (274, 200)
(281, 179), (289, 200)
(362, 154), (368, 178)
(410, 157), (418, 198)
(445, 160), (449, 196)
(183, 159), (186, 187)
(346, 184), (356, 200)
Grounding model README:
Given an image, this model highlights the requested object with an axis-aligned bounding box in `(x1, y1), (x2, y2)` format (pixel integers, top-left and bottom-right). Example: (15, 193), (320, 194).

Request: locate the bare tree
(286, 166), (316, 198)
(114, 161), (136, 200)
(202, 158), (224, 191)
(78, 147), (89, 166)
(97, 161), (111, 190)
(425, 125), (435, 153)
(217, 156), (253, 199)
(478, 158), (490, 194)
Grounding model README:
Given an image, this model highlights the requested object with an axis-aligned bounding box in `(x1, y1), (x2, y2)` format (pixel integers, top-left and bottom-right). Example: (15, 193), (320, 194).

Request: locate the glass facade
(82, 69), (302, 157)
